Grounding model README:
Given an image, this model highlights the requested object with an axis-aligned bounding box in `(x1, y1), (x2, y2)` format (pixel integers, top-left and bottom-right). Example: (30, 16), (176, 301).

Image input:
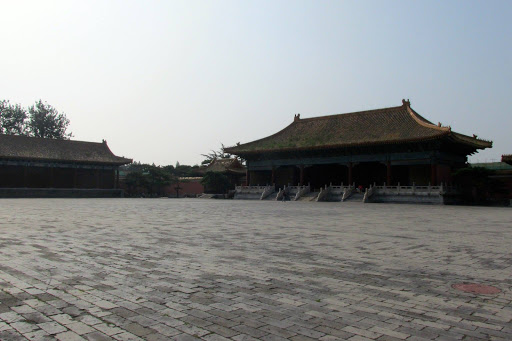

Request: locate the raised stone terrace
(0, 199), (511, 340)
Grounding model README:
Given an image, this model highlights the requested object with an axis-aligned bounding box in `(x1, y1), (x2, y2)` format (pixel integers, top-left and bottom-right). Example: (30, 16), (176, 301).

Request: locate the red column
(24, 166), (28, 187)
(95, 169), (100, 189)
(50, 167), (55, 188)
(386, 161), (391, 185)
(245, 169), (250, 186)
(116, 169), (120, 189)
(271, 167), (275, 184)
(348, 162), (353, 185)
(431, 163), (438, 185)
(73, 168), (77, 188)
(299, 165), (304, 186)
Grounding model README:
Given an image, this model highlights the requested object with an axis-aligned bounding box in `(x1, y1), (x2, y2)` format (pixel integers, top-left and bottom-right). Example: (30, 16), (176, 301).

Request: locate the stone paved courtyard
(0, 199), (511, 341)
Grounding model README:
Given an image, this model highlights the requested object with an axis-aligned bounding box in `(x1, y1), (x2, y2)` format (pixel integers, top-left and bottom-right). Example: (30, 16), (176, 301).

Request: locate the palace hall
(0, 134), (132, 197)
(225, 100), (492, 190)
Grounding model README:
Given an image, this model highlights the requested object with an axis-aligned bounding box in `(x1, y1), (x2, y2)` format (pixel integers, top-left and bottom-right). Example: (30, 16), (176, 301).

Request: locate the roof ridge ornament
(402, 99), (411, 107)
(294, 113), (301, 122)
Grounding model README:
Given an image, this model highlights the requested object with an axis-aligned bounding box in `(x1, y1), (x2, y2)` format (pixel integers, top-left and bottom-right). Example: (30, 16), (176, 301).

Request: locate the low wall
(370, 194), (444, 204)
(0, 188), (125, 198)
(234, 193), (262, 200)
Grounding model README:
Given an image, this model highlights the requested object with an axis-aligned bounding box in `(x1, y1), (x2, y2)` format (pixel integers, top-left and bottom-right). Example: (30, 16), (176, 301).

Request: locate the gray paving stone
(37, 321), (67, 335)
(55, 331), (86, 341)
(0, 199), (510, 341)
(83, 331), (115, 341)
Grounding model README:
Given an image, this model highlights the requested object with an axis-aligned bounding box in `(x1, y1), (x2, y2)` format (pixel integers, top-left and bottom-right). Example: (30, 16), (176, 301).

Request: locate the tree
(124, 170), (149, 196)
(27, 100), (72, 139)
(201, 171), (230, 194)
(452, 166), (505, 204)
(146, 165), (175, 196)
(201, 144), (232, 166)
(0, 100), (27, 135)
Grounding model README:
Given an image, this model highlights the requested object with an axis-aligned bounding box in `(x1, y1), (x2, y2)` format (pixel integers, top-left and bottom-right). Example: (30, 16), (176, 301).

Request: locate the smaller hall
(225, 100), (492, 191)
(0, 134), (132, 197)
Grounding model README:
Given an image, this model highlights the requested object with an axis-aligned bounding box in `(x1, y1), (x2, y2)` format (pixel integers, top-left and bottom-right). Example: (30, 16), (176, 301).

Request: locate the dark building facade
(0, 134), (132, 197)
(225, 100), (492, 190)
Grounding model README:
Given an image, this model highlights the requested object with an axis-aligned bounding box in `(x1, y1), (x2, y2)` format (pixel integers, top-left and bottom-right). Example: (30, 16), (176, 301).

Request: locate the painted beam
(0, 159), (118, 170)
(247, 151), (467, 171)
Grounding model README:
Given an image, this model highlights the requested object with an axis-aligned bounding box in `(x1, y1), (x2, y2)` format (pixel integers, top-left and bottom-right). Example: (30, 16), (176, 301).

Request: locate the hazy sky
(1, 1), (510, 165)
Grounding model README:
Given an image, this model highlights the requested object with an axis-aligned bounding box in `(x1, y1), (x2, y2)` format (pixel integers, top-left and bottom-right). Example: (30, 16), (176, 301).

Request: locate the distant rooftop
(470, 162), (512, 171)
(205, 158), (245, 174)
(0, 134), (132, 165)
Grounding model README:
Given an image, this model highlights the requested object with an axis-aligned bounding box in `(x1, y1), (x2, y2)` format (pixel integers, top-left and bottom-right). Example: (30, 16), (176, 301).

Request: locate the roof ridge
(0, 133), (105, 146)
(297, 105), (405, 122)
(405, 106), (450, 132)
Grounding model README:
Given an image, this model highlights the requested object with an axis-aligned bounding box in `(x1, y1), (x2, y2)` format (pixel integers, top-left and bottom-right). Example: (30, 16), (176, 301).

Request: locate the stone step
(344, 193), (365, 202)
(297, 192), (319, 201)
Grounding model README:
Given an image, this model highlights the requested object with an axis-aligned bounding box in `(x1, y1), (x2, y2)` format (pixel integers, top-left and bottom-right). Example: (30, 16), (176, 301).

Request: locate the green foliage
(0, 100), (27, 135)
(452, 166), (505, 204)
(124, 170), (149, 194)
(201, 144), (232, 166)
(174, 164), (202, 177)
(0, 99), (72, 139)
(123, 163), (183, 197)
(201, 171), (230, 194)
(28, 100), (72, 139)
(146, 165), (175, 195)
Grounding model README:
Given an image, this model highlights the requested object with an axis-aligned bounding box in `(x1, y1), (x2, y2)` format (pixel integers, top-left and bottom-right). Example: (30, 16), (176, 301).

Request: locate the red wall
(164, 180), (204, 197)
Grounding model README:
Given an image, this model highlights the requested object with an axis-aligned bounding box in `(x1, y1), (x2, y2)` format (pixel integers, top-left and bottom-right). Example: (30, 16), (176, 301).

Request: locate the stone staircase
(343, 192), (364, 202)
(297, 191), (319, 201)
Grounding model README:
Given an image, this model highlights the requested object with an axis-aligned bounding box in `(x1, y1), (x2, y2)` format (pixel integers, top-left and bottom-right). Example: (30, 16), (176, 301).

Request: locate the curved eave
(102, 142), (133, 165)
(225, 121), (297, 155)
(449, 132), (492, 149)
